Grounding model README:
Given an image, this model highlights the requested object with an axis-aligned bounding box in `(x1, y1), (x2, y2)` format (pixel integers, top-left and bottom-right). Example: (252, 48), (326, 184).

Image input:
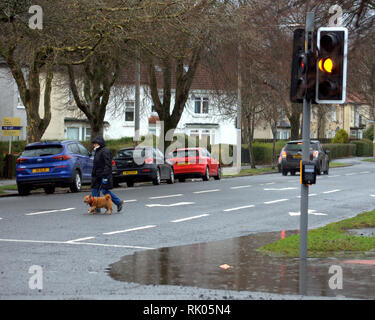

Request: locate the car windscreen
(22, 145), (63, 157)
(171, 150), (199, 158)
(115, 148), (152, 159)
(285, 143), (318, 152)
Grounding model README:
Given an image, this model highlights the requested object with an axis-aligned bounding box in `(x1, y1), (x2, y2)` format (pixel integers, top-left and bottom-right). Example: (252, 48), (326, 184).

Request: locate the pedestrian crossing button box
(300, 161), (316, 185)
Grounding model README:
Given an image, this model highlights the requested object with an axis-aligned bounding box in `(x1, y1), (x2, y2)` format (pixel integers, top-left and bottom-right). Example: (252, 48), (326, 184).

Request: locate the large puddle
(109, 231), (375, 299)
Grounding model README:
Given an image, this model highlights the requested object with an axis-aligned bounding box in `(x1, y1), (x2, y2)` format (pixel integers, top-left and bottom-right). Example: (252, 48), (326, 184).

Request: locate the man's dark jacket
(91, 136), (113, 189)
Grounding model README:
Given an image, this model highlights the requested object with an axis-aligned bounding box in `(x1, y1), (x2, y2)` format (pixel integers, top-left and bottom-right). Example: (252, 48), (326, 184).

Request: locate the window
(16, 91), (25, 109)
(332, 107), (337, 122)
(194, 97), (209, 114)
(125, 101), (135, 122)
(67, 143), (80, 154)
(66, 127), (79, 140)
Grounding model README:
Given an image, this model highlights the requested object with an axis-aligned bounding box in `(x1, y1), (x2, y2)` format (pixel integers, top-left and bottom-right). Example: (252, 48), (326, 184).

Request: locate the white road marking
(289, 209), (327, 216)
(149, 194), (183, 200)
(0, 238), (154, 250)
(146, 202), (194, 208)
(103, 225), (157, 235)
(370, 195), (375, 198)
(297, 193), (317, 198)
(25, 208), (76, 216)
(264, 199), (289, 204)
(123, 199), (137, 203)
(230, 185), (252, 190)
(66, 237), (95, 243)
(323, 189), (341, 194)
(345, 173), (356, 176)
(224, 204), (255, 212)
(171, 214), (210, 223)
(328, 175), (341, 178)
(360, 171), (370, 174)
(265, 182), (275, 185)
(193, 189), (220, 194)
(264, 187), (298, 191)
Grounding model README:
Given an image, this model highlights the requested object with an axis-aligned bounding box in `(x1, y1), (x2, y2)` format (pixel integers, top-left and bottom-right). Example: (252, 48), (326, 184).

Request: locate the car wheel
(18, 184), (30, 196)
(202, 166), (210, 181)
(291, 170), (296, 176)
(44, 186), (55, 194)
(214, 166), (221, 180)
(153, 169), (161, 185)
(324, 162), (330, 175)
(167, 168), (175, 184)
(282, 169), (288, 176)
(127, 181), (134, 188)
(178, 178), (186, 183)
(70, 170), (82, 193)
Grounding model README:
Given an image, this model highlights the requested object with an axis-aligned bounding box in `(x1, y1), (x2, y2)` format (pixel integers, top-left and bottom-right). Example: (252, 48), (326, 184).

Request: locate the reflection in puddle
(109, 231), (375, 299)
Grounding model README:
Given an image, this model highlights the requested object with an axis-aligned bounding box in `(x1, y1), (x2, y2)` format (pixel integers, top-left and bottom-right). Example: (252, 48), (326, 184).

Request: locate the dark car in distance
(16, 141), (93, 195)
(112, 147), (175, 187)
(279, 140), (330, 176)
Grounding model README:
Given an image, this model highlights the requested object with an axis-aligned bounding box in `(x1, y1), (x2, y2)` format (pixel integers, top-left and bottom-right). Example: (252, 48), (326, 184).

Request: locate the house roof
(116, 63), (221, 91)
(346, 92), (368, 105)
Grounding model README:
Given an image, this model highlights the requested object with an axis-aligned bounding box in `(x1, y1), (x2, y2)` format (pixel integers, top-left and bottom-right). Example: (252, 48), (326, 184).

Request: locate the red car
(168, 148), (221, 182)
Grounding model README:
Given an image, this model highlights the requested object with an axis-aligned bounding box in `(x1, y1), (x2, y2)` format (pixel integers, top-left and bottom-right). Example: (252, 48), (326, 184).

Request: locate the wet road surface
(109, 231), (375, 299)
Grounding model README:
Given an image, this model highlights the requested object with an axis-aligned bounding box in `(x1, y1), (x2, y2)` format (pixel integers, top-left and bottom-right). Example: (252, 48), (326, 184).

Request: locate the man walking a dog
(91, 136), (123, 212)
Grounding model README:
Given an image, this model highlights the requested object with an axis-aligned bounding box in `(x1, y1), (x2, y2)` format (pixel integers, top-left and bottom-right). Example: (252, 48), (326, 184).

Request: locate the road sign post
(1, 117), (21, 154)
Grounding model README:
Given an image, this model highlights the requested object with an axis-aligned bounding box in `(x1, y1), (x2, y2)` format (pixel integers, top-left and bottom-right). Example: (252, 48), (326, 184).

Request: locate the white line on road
(323, 189), (341, 194)
(297, 193), (317, 198)
(360, 171), (370, 174)
(171, 214), (210, 223)
(193, 189), (220, 194)
(146, 202), (194, 208)
(230, 185), (252, 190)
(25, 208), (76, 216)
(345, 173), (356, 176)
(289, 209), (327, 216)
(0, 238), (153, 250)
(264, 199), (289, 205)
(123, 199), (137, 203)
(149, 194), (183, 200)
(264, 187), (298, 191)
(103, 225), (157, 235)
(370, 195), (375, 198)
(224, 204), (255, 212)
(328, 175), (341, 178)
(66, 237), (95, 243)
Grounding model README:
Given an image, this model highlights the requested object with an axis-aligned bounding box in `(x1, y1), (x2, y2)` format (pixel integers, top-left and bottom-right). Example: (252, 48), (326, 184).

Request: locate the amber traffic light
(315, 27), (348, 104)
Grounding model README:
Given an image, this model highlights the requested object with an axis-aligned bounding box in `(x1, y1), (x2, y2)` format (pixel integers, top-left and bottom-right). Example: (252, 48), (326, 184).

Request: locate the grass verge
(0, 184), (17, 194)
(258, 210), (375, 257)
(329, 162), (350, 168)
(362, 158), (375, 162)
(224, 167), (278, 177)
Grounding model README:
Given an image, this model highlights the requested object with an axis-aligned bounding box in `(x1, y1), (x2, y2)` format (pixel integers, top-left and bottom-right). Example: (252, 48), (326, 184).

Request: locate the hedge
(350, 139), (373, 157)
(322, 143), (356, 160)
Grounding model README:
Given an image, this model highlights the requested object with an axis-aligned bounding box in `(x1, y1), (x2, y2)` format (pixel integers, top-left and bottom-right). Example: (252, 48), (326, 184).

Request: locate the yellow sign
(1, 117), (21, 136)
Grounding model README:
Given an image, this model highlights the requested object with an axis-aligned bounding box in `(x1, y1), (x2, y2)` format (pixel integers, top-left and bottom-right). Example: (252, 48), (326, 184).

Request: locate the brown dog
(83, 194), (113, 215)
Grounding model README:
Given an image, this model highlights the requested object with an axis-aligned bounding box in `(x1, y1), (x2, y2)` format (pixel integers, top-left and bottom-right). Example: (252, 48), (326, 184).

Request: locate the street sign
(1, 117), (21, 136)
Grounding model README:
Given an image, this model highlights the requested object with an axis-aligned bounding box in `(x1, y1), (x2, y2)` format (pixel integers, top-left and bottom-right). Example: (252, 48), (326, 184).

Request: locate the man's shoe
(117, 201), (123, 212)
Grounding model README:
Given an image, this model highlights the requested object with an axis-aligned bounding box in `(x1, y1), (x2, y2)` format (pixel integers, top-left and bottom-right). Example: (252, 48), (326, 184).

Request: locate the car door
(77, 143), (93, 182)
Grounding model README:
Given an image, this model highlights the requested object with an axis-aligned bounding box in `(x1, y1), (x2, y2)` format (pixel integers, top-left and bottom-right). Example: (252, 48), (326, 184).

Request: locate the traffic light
(316, 27), (348, 104)
(290, 29), (316, 103)
(290, 29), (306, 103)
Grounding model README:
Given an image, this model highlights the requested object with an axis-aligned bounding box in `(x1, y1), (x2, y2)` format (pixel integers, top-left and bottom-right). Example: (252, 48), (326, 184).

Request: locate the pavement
(0, 156), (374, 300)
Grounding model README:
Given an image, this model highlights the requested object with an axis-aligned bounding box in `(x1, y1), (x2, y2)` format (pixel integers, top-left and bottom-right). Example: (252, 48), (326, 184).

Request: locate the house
(41, 65), (238, 146)
(0, 57), (27, 142)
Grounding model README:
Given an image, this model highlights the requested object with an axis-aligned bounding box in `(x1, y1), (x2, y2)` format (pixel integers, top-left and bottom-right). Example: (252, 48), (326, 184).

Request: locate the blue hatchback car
(16, 141), (93, 195)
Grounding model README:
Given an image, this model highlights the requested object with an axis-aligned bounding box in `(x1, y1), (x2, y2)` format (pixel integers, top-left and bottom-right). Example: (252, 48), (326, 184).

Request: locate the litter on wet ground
(108, 231), (375, 299)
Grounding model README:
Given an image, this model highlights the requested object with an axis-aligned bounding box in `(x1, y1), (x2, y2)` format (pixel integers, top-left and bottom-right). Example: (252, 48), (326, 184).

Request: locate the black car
(280, 140), (330, 176)
(112, 147), (175, 187)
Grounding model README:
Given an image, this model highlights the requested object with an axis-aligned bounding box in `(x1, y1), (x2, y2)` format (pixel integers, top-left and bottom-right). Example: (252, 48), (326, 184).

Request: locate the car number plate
(123, 171), (138, 175)
(293, 155), (302, 159)
(32, 168), (50, 173)
(178, 163), (190, 165)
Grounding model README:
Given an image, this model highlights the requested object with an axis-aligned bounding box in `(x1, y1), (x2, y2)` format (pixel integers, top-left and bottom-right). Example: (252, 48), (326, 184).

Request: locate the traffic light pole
(299, 12), (314, 295)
